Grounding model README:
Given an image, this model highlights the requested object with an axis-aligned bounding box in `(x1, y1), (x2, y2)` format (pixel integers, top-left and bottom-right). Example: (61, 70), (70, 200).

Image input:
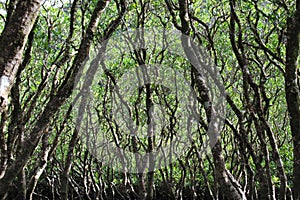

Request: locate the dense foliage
(0, 0), (299, 200)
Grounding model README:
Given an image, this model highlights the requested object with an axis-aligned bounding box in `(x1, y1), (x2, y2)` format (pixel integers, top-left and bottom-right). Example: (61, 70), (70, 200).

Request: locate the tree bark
(285, 1), (300, 199)
(212, 141), (247, 200)
(0, 0), (43, 113)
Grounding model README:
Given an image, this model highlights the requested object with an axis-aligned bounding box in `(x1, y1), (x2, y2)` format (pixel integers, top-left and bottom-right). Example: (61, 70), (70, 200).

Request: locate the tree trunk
(212, 140), (247, 200)
(0, 0), (43, 113)
(285, 1), (300, 199)
(177, 1), (246, 199)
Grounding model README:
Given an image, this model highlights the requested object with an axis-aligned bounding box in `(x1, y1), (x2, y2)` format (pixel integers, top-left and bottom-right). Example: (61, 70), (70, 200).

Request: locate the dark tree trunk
(285, 1), (300, 199)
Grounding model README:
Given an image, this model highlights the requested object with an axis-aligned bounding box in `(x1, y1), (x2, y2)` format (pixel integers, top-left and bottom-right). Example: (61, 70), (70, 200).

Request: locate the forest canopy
(0, 0), (299, 200)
